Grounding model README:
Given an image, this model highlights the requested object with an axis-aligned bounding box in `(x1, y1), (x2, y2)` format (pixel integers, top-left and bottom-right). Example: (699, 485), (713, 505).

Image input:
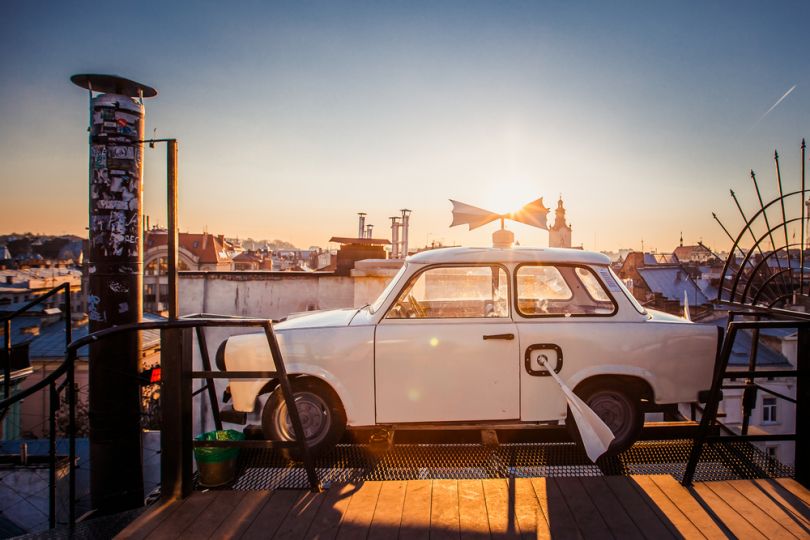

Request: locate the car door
(375, 264), (519, 423)
(514, 264), (619, 422)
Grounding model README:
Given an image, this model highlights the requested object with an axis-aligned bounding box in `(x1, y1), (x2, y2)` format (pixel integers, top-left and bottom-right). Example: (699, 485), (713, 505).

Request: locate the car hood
(646, 308), (690, 323)
(275, 307), (360, 330)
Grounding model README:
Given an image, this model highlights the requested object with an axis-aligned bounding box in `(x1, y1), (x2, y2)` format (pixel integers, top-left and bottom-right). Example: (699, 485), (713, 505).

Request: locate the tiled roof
(710, 316), (791, 366)
(5, 313), (164, 360)
(637, 266), (710, 305)
(146, 231), (233, 264)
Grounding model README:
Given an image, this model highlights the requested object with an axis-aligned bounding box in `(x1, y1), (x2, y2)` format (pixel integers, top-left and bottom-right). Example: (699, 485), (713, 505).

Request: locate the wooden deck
(116, 475), (810, 539)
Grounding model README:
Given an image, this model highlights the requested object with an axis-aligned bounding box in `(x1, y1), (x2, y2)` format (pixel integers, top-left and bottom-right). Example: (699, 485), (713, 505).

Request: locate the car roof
(406, 246), (611, 265)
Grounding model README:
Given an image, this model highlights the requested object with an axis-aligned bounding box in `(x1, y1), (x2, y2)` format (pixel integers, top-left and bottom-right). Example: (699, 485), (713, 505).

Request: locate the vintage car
(218, 247), (719, 456)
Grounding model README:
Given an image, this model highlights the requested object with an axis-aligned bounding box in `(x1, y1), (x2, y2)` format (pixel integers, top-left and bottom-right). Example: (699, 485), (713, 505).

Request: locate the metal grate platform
(221, 438), (794, 491)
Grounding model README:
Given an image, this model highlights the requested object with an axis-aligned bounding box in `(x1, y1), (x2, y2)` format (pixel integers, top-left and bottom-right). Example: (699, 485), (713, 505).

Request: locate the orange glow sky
(2, 2), (809, 252)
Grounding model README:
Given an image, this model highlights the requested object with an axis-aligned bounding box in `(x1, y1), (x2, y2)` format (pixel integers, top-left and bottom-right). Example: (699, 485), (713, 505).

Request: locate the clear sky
(2, 1), (809, 252)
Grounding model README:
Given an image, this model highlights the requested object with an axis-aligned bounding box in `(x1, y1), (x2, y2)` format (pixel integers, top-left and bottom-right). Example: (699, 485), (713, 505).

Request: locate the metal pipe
(357, 213), (366, 239)
(168, 139), (178, 320)
(788, 139), (807, 294)
(48, 382), (57, 528)
(390, 217), (400, 258)
(3, 319), (9, 400)
(400, 209), (411, 257)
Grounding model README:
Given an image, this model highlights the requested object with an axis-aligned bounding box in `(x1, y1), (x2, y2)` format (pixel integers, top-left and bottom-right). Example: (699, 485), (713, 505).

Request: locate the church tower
(549, 196), (572, 248)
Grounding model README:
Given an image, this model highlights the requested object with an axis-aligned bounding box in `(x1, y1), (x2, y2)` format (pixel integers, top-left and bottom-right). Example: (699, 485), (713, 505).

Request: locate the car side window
(516, 264), (616, 316)
(386, 265), (509, 319)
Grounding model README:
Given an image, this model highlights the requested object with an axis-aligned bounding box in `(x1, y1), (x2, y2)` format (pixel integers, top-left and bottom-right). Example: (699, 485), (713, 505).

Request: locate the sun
(478, 178), (544, 215)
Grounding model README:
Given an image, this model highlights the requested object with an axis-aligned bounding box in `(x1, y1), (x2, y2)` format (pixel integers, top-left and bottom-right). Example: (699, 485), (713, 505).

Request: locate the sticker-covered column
(87, 91), (145, 512)
(88, 93), (143, 323)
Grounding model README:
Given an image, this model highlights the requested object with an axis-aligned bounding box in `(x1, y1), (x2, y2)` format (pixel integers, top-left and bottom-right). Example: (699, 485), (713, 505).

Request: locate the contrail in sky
(754, 84), (797, 126)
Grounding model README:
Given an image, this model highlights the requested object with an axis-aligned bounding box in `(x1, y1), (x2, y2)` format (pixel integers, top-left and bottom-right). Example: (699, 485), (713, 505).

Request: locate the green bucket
(193, 429), (245, 487)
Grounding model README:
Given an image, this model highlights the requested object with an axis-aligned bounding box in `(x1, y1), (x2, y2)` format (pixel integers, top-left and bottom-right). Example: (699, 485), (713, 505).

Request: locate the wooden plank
(179, 490), (247, 539)
(604, 476), (677, 540)
(304, 483), (357, 540)
(582, 477), (644, 540)
(241, 489), (302, 540)
(336, 481), (382, 540)
(538, 477), (580, 539)
(115, 500), (182, 540)
(208, 491), (274, 540)
(703, 481), (795, 539)
(274, 491), (327, 540)
(368, 480), (407, 540)
(776, 478), (810, 506)
(692, 483), (767, 540)
(511, 478), (542, 540)
(457, 479), (491, 540)
(146, 492), (218, 539)
(648, 475), (727, 540)
(528, 478), (551, 540)
(399, 479), (432, 540)
(430, 479), (459, 540)
(727, 480), (810, 538)
(481, 478), (520, 538)
(554, 478), (609, 539)
(753, 479), (810, 528)
(630, 476), (703, 539)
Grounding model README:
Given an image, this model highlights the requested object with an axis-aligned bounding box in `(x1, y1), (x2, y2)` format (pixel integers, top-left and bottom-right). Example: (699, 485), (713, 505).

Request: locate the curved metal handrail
(725, 217), (805, 306)
(719, 189), (805, 302)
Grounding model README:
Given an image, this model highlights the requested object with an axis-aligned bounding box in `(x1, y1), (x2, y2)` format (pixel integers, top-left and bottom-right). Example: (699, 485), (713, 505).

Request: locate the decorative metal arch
(716, 140), (809, 312)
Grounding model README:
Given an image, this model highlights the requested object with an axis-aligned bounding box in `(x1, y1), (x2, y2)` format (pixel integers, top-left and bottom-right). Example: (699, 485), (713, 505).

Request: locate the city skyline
(2, 2), (810, 253)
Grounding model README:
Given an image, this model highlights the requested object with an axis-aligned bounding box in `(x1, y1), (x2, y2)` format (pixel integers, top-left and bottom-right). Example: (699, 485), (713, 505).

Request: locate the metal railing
(0, 283), (73, 528)
(682, 310), (809, 486)
(1, 309), (320, 530)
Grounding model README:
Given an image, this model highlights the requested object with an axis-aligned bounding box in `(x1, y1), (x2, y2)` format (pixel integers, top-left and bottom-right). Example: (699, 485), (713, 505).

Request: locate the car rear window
(515, 264), (616, 317)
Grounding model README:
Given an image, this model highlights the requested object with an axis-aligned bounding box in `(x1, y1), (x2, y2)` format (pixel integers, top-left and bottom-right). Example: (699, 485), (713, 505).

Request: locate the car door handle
(483, 333), (514, 340)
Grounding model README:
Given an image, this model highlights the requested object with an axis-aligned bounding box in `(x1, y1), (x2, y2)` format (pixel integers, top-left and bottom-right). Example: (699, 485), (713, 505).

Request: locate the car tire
(261, 378), (346, 460)
(565, 384), (643, 456)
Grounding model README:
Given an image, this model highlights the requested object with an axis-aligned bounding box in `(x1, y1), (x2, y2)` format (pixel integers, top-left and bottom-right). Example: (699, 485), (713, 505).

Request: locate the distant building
(548, 197), (572, 248)
(144, 230), (237, 314)
(233, 250), (272, 271)
(617, 251), (712, 316)
(329, 237), (391, 276)
(0, 268), (84, 320)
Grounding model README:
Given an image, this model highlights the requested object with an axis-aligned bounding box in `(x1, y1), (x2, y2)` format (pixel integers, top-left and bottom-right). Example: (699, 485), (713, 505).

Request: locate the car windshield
(369, 263), (408, 314)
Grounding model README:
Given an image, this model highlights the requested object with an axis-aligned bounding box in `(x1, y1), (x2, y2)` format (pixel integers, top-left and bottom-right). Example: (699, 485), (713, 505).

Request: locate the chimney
(366, 224), (373, 239)
(201, 233), (208, 250)
(400, 209), (411, 257)
(358, 213), (366, 239)
(389, 217), (400, 258)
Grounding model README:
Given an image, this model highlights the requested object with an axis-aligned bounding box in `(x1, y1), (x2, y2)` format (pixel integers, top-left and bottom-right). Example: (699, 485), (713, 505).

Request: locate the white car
(218, 247), (718, 456)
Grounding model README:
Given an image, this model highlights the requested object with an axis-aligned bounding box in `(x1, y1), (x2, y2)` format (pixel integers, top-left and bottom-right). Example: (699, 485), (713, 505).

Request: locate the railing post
(3, 319), (10, 400)
(796, 326), (809, 488)
(48, 382), (57, 529)
(161, 327), (193, 501)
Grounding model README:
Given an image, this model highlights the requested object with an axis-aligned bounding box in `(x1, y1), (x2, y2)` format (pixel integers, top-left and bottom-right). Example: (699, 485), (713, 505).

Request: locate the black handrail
(1, 282), (72, 529)
(68, 317), (320, 501)
(682, 311), (809, 486)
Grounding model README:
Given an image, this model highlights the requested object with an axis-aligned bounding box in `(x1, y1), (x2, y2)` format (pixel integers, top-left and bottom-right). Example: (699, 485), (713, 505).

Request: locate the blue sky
(2, 1), (809, 251)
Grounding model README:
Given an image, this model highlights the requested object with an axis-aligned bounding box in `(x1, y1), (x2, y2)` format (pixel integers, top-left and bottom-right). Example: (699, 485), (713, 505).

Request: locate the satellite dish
(449, 198), (550, 248)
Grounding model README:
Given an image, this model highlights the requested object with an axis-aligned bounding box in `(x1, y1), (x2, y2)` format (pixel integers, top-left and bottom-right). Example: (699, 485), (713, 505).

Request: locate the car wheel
(566, 384), (643, 456)
(262, 378), (346, 460)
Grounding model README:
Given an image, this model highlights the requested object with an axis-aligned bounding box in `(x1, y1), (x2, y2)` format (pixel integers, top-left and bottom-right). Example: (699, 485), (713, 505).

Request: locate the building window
(762, 397), (777, 424)
(765, 446), (777, 459)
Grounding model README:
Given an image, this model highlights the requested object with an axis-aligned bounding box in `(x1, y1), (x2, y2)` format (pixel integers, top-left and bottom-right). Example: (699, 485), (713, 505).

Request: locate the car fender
(223, 331), (369, 424)
(566, 364), (658, 398)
